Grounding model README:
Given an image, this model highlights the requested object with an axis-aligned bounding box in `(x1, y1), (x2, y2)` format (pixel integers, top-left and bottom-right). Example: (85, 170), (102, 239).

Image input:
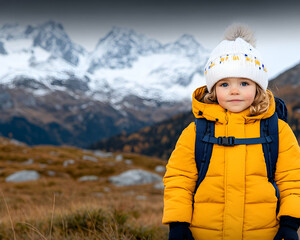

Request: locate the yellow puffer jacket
(163, 86), (300, 240)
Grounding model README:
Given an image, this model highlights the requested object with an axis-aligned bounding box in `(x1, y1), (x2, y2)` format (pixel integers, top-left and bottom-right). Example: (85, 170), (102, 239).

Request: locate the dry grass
(0, 137), (168, 239)
(1, 137), (300, 238)
(0, 192), (167, 239)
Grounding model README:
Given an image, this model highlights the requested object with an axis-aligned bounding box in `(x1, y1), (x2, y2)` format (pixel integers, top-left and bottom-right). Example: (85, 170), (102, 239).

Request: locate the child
(162, 24), (300, 240)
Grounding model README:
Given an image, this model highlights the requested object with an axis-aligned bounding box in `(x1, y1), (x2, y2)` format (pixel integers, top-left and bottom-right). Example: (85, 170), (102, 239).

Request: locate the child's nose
(230, 86), (239, 94)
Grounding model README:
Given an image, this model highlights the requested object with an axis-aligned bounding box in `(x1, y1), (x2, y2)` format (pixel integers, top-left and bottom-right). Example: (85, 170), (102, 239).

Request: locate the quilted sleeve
(162, 122), (198, 224)
(275, 120), (300, 219)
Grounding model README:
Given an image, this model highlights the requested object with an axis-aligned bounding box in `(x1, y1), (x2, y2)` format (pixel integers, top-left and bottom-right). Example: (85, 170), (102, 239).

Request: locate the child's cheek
(217, 95), (226, 108)
(216, 91), (225, 102)
(246, 92), (256, 103)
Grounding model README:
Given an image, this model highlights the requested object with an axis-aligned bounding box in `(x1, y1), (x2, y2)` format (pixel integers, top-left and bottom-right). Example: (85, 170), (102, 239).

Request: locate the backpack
(194, 97), (287, 212)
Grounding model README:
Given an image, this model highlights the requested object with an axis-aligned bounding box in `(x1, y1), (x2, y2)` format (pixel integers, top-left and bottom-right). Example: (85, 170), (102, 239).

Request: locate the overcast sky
(0, 0), (300, 79)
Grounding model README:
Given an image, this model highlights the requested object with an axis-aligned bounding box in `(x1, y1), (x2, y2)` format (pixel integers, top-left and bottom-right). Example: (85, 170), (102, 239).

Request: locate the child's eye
(241, 82), (249, 86)
(220, 83), (228, 87)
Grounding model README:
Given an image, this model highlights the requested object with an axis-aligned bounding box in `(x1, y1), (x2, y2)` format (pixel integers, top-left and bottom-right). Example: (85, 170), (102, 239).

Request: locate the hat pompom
(223, 24), (256, 47)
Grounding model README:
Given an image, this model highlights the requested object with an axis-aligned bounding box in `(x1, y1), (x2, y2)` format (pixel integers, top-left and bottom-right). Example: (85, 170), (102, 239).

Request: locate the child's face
(215, 77), (256, 113)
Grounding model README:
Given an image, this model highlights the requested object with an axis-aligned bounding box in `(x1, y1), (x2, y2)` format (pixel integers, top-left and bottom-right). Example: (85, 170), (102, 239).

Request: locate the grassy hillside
(0, 137), (168, 239)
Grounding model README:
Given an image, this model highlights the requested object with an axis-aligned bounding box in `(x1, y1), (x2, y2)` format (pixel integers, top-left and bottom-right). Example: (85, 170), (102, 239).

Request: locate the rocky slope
(0, 85), (189, 147)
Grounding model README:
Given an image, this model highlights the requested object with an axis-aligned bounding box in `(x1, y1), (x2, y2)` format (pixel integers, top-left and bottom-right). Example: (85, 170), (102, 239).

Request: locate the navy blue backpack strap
(274, 97), (288, 122)
(194, 118), (214, 193)
(261, 113), (280, 211)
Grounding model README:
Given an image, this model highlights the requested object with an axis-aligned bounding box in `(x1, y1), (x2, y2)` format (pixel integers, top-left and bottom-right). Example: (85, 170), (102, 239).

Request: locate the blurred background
(0, 0), (299, 239)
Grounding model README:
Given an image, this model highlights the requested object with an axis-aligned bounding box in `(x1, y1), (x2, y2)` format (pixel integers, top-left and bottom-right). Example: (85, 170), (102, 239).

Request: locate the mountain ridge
(0, 20), (209, 102)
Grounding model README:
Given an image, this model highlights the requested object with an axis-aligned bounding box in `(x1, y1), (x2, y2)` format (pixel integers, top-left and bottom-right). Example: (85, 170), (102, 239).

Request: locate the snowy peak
(0, 21), (87, 66)
(164, 34), (208, 58)
(96, 26), (162, 54)
(0, 24), (29, 40)
(39, 20), (64, 32)
(175, 34), (203, 51)
(176, 34), (200, 47)
(0, 24), (34, 55)
(33, 21), (86, 66)
(88, 26), (162, 72)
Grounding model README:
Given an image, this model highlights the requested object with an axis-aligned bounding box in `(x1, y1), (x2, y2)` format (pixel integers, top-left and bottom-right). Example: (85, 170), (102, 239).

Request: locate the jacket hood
(192, 85), (275, 124)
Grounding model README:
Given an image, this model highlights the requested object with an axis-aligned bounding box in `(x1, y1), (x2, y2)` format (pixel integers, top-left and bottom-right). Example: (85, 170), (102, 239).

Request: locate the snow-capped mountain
(0, 21), (90, 95)
(88, 26), (163, 71)
(32, 21), (86, 66)
(0, 21), (209, 103)
(0, 21), (209, 147)
(0, 21), (86, 66)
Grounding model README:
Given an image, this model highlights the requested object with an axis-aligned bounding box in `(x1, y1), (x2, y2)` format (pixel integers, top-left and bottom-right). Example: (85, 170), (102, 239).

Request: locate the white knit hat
(204, 24), (268, 92)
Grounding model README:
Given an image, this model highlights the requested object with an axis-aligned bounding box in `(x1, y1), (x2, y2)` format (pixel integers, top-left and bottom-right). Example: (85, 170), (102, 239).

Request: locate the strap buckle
(217, 136), (235, 146)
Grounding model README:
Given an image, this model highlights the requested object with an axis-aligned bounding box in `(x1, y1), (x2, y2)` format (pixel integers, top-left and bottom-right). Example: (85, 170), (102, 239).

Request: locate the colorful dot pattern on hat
(204, 53), (267, 75)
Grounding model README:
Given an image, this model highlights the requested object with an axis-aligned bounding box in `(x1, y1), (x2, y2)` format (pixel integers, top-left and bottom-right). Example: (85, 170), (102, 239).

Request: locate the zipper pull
(225, 109), (228, 123)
